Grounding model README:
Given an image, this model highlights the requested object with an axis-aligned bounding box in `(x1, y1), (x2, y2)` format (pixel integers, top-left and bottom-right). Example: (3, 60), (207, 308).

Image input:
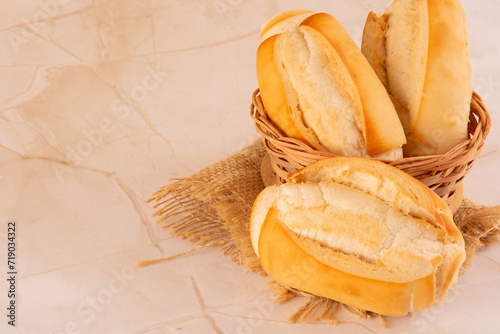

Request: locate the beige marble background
(0, 0), (499, 333)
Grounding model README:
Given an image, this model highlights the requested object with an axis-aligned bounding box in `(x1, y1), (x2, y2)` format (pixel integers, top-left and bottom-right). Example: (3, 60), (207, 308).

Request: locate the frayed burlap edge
(146, 139), (267, 273)
(146, 139), (500, 326)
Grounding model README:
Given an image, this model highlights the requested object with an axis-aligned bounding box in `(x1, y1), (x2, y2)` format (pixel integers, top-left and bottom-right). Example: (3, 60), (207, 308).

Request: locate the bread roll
(250, 157), (465, 316)
(256, 11), (406, 160)
(362, 0), (471, 156)
(260, 10), (315, 42)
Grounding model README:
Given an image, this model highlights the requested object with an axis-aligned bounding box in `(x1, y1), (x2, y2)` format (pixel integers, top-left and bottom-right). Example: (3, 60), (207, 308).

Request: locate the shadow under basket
(250, 89), (492, 211)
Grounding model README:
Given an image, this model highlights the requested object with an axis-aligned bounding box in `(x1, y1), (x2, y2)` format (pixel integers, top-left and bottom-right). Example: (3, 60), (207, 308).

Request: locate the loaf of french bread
(257, 11), (406, 160)
(250, 157), (465, 316)
(362, 0), (472, 156)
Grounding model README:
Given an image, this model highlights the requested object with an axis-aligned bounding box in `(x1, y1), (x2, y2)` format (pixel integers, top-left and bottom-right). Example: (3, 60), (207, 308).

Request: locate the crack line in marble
(30, 31), (84, 62)
(113, 176), (163, 255)
(10, 110), (86, 162)
(190, 276), (224, 334)
(476, 149), (498, 160)
(452, 279), (500, 291)
(0, 66), (53, 111)
(147, 0), (157, 55)
(0, 5), (93, 32)
(0, 66), (42, 110)
(87, 68), (191, 171)
(136, 29), (261, 56)
(147, 140), (157, 171)
(77, 6), (106, 61)
(91, 0), (110, 61)
(17, 244), (148, 280)
(184, 289), (272, 314)
(212, 310), (288, 324)
(0, 145), (24, 159)
(130, 315), (208, 334)
(0, 64), (42, 67)
(342, 321), (381, 334)
(475, 254), (500, 269)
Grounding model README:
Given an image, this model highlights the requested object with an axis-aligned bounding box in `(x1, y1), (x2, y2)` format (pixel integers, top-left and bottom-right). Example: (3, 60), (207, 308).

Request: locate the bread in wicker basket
(251, 89), (491, 212)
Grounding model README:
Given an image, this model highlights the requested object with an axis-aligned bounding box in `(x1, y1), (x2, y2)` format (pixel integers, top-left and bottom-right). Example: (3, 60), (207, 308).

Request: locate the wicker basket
(250, 89), (492, 207)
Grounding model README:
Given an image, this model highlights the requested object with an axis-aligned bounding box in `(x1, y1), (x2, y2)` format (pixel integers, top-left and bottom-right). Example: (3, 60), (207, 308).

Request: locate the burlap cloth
(145, 139), (500, 326)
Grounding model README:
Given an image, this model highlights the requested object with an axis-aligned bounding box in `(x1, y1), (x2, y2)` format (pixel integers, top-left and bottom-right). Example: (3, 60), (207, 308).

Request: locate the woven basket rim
(250, 88), (491, 169)
(251, 87), (491, 207)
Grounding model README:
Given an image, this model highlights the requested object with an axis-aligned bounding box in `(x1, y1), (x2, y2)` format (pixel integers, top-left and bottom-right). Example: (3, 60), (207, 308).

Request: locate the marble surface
(0, 0), (499, 333)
